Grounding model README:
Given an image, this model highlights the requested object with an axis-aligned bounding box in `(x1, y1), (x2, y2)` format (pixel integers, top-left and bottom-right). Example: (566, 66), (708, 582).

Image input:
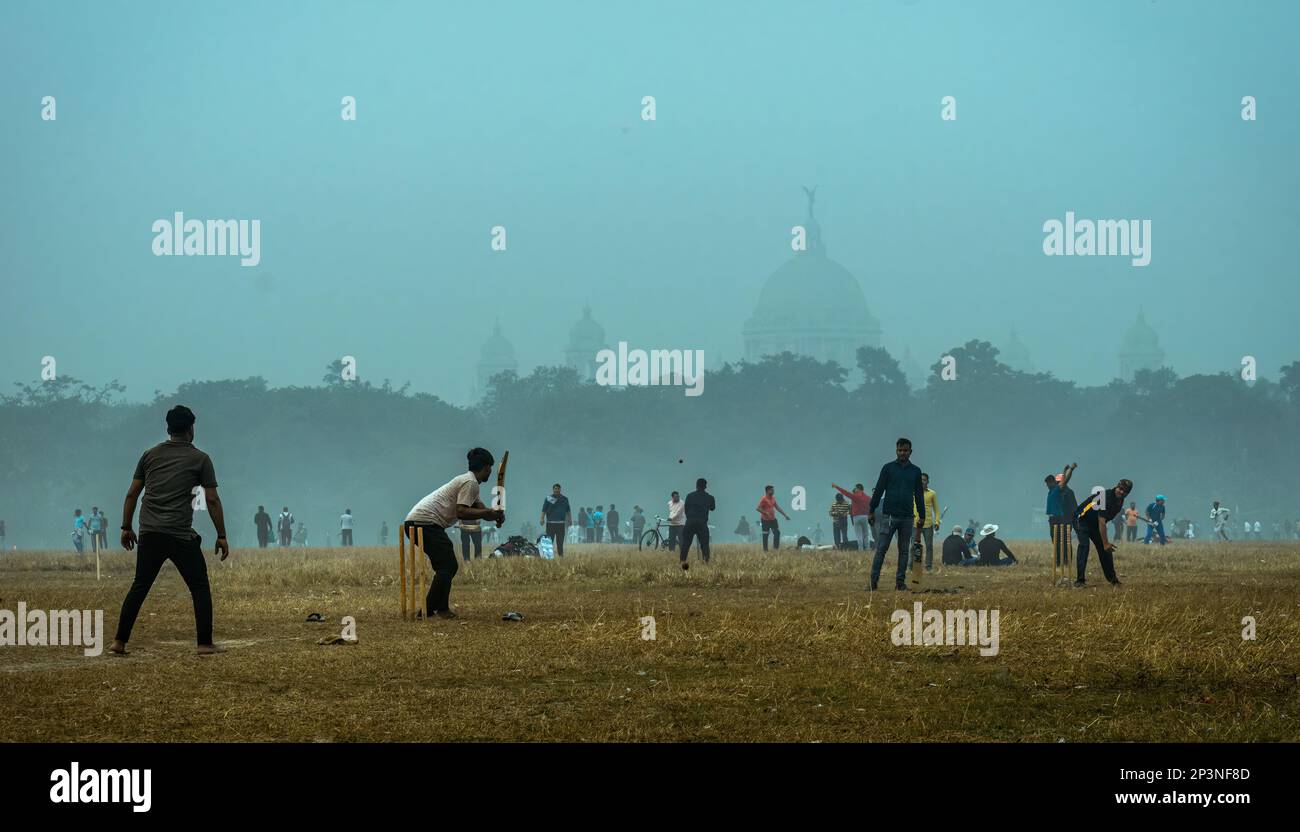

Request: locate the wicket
(1051, 523), (1072, 584)
(399, 525), (428, 619)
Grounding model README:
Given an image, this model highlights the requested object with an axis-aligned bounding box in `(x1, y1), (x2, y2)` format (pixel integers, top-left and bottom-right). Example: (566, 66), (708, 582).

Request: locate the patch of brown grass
(1, 540), (1296, 742)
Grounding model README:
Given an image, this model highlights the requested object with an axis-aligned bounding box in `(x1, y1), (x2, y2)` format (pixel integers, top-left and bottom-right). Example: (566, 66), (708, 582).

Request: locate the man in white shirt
(667, 491), (685, 551)
(404, 448), (503, 619)
(1211, 501), (1230, 541)
(278, 507), (294, 547)
(339, 508), (354, 546)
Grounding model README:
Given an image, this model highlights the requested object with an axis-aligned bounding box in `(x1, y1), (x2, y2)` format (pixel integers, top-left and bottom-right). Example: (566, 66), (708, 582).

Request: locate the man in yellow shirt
(913, 473), (942, 571)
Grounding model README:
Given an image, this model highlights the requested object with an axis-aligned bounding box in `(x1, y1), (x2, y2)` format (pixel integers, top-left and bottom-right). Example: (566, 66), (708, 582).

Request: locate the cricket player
(111, 405), (228, 656)
(1211, 501), (1231, 541)
(404, 448), (503, 619)
(1074, 478), (1133, 586)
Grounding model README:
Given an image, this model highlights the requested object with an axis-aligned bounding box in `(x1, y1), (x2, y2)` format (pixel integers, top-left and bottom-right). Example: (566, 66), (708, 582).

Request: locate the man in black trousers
(404, 448), (504, 618)
(1074, 478), (1132, 587)
(680, 478), (715, 570)
(111, 405), (229, 656)
(539, 483), (571, 557)
(253, 505), (272, 548)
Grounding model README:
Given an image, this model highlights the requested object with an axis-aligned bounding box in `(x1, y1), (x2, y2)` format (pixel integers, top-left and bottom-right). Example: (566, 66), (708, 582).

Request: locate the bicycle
(639, 516), (676, 551)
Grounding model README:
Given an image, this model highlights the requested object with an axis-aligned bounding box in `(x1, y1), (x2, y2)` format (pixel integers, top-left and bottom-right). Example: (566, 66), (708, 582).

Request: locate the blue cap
(1156, 494), (1165, 501)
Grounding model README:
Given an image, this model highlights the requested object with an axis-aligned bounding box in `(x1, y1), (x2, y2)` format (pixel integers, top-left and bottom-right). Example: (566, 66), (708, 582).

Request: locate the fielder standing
(111, 405), (228, 656)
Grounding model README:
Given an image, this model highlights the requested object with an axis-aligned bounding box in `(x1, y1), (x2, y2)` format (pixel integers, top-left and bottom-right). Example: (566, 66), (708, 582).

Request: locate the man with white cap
(974, 524), (1017, 566)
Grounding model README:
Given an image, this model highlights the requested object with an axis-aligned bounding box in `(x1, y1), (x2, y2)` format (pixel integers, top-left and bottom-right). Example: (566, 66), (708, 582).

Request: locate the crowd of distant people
(16, 498), (1300, 558)
(12, 495), (1299, 559)
(13, 464), (1300, 563)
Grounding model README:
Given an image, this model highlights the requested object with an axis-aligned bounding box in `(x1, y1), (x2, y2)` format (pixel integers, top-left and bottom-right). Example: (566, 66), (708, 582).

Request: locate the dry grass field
(2, 539), (1297, 742)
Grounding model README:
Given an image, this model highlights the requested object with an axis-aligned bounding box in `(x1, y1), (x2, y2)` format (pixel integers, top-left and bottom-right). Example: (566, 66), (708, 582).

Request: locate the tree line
(3, 345), (1297, 549)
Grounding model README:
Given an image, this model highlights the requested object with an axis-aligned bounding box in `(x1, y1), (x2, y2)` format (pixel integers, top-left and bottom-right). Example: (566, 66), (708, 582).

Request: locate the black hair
(553, 483), (561, 489)
(696, 478), (707, 489)
(765, 484), (774, 492)
(896, 437), (911, 447)
(467, 447), (494, 471)
(1045, 474), (1057, 485)
(166, 405), (196, 435)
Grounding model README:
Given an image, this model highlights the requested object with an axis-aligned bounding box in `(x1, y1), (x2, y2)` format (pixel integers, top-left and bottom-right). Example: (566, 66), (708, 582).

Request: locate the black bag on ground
(493, 535), (540, 557)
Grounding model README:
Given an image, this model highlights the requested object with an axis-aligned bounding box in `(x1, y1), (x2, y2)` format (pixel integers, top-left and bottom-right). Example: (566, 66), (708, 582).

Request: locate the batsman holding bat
(403, 447), (505, 619)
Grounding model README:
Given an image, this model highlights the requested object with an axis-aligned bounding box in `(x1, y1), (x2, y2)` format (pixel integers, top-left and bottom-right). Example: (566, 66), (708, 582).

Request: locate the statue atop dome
(801, 185), (823, 254)
(802, 185), (817, 218)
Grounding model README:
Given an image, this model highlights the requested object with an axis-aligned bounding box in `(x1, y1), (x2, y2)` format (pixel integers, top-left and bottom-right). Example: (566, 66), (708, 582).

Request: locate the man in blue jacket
(867, 437), (926, 591)
(1143, 495), (1167, 545)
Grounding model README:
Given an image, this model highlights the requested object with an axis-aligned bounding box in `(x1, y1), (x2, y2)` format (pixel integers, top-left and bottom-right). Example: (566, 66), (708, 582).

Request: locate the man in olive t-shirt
(111, 405), (229, 656)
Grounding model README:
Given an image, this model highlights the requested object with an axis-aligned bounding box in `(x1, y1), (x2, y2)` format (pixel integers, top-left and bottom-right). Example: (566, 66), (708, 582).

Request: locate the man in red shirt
(833, 482), (873, 551)
(756, 485), (791, 551)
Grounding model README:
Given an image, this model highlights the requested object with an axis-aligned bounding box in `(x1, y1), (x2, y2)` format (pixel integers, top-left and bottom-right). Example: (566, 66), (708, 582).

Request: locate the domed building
(1118, 310), (1166, 380)
(900, 346), (926, 389)
(743, 188), (881, 368)
(1000, 328), (1034, 373)
(564, 305), (607, 381)
(475, 320), (519, 398)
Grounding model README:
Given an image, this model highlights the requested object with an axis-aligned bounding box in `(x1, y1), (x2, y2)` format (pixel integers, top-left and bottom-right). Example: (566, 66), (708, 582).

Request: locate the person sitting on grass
(735, 515), (751, 542)
(971, 524), (1017, 566)
(941, 525), (974, 566)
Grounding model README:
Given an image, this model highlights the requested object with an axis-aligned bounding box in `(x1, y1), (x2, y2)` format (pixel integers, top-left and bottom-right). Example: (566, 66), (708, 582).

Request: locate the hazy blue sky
(4, 0), (1298, 403)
